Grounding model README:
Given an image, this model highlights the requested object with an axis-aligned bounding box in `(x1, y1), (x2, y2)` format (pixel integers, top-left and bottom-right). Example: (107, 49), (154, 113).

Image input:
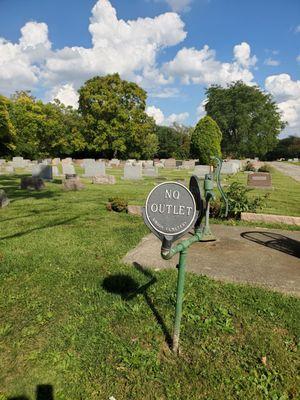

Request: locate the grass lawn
(0, 172), (299, 400)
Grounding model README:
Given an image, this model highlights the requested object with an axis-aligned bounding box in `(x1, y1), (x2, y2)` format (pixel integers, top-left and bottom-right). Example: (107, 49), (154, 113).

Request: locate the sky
(0, 0), (299, 137)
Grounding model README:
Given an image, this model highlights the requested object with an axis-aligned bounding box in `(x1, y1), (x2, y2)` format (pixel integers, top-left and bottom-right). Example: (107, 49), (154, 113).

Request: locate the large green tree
(205, 81), (285, 158)
(190, 116), (222, 164)
(9, 92), (85, 159)
(0, 95), (15, 156)
(155, 123), (191, 159)
(265, 135), (300, 160)
(78, 74), (157, 159)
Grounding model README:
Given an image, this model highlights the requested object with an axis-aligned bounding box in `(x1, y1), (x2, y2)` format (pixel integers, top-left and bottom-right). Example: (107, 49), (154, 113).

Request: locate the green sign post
(143, 157), (228, 354)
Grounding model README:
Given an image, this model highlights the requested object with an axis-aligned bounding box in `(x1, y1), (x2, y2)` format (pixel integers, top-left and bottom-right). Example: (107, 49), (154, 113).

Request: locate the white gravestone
(32, 164), (53, 180)
(84, 162), (106, 177)
(193, 165), (210, 178)
(62, 164), (76, 175)
(124, 164), (142, 180)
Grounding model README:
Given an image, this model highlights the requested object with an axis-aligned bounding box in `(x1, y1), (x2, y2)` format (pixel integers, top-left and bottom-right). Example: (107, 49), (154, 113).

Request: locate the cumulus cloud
(264, 58), (280, 66)
(0, 0), (186, 100)
(265, 74), (300, 136)
(0, 21), (51, 95)
(164, 42), (257, 86)
(146, 105), (189, 125)
(164, 0), (193, 13)
(49, 83), (79, 108)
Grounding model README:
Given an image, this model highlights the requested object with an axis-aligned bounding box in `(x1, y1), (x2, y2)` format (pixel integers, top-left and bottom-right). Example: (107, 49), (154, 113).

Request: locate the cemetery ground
(0, 167), (299, 400)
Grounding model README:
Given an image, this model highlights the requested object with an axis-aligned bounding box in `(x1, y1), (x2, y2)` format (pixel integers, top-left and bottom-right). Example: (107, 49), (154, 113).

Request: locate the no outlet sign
(145, 182), (196, 236)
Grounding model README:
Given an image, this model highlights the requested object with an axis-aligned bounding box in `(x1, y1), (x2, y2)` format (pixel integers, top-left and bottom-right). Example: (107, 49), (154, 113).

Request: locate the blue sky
(0, 0), (299, 136)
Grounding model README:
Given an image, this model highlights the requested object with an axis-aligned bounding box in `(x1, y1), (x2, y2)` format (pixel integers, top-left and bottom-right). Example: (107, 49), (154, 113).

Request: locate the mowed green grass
(0, 171), (299, 400)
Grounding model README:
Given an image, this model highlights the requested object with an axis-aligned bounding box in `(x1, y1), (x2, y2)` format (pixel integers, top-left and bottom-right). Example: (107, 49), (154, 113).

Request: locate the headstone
(144, 182), (196, 237)
(293, 158), (299, 162)
(176, 160), (183, 168)
(127, 205), (142, 216)
(0, 159), (6, 165)
(143, 166), (158, 177)
(52, 158), (60, 165)
(164, 158), (176, 169)
(32, 164), (53, 180)
(0, 189), (10, 208)
(182, 160), (195, 169)
(12, 157), (25, 168)
(20, 177), (45, 190)
(124, 164), (142, 180)
(82, 159), (95, 167)
(63, 177), (84, 191)
(62, 164), (76, 176)
(109, 159), (120, 167)
(247, 172), (272, 188)
(221, 162), (239, 175)
(84, 161), (105, 177)
(4, 166), (14, 174)
(92, 175), (116, 185)
(193, 165), (210, 178)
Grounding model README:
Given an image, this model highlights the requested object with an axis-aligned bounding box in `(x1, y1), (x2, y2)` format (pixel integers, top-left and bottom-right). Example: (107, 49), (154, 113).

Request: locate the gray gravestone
(84, 161), (105, 177)
(164, 158), (176, 169)
(12, 157), (25, 168)
(193, 165), (210, 178)
(0, 189), (10, 208)
(32, 164), (53, 180)
(124, 164), (142, 180)
(143, 166), (158, 177)
(62, 164), (76, 176)
(145, 182), (196, 236)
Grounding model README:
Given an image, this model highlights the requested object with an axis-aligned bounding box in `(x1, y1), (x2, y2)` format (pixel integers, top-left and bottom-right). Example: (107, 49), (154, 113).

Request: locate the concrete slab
(123, 225), (300, 296)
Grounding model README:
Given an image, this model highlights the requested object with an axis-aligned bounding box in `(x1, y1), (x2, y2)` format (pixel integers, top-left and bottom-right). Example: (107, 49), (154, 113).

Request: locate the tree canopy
(155, 123), (191, 159)
(205, 81), (285, 158)
(190, 116), (222, 164)
(0, 95), (15, 155)
(78, 73), (157, 159)
(265, 136), (300, 160)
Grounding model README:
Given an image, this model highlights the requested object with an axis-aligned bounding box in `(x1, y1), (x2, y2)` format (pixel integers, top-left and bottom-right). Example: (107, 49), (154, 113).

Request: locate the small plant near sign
(211, 181), (269, 219)
(258, 164), (272, 173)
(107, 197), (128, 213)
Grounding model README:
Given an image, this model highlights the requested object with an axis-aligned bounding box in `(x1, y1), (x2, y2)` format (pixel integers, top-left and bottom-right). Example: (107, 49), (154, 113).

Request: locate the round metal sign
(145, 182), (196, 236)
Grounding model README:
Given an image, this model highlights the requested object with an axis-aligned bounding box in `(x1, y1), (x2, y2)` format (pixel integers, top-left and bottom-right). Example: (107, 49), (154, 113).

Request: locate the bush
(244, 161), (256, 172)
(258, 164), (272, 173)
(108, 197), (128, 213)
(212, 181), (269, 219)
(190, 116), (222, 165)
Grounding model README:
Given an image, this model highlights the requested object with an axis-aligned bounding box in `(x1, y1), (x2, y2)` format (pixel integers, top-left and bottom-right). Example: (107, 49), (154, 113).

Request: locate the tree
(0, 95), (16, 156)
(155, 123), (191, 159)
(190, 116), (222, 164)
(78, 73), (157, 159)
(265, 135), (300, 160)
(9, 92), (85, 159)
(205, 81), (285, 158)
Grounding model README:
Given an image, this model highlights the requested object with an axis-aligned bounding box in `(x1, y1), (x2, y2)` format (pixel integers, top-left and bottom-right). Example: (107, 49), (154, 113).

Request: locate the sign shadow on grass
(241, 231), (300, 258)
(9, 384), (54, 400)
(102, 263), (172, 348)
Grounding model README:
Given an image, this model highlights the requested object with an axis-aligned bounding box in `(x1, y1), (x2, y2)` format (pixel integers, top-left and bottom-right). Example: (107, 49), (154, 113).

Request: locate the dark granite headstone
(248, 173), (272, 188)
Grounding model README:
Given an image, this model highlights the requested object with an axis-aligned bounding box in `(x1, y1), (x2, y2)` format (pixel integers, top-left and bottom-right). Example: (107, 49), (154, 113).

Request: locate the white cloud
(165, 111), (189, 125)
(0, 21), (51, 95)
(265, 74), (300, 136)
(164, 0), (193, 12)
(43, 0), (186, 87)
(297, 55), (300, 63)
(233, 42), (257, 68)
(264, 58), (280, 66)
(146, 105), (189, 125)
(164, 42), (256, 86)
(294, 25), (300, 33)
(146, 105), (165, 125)
(49, 83), (79, 108)
(0, 0), (186, 97)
